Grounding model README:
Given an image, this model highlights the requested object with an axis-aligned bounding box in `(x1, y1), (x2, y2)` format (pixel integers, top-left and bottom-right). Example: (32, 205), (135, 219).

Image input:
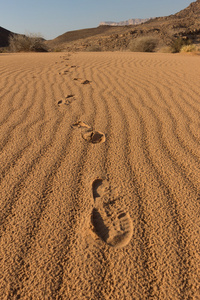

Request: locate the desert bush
(9, 33), (48, 52)
(158, 46), (171, 53)
(30, 36), (48, 52)
(0, 47), (8, 53)
(158, 44), (176, 53)
(129, 36), (158, 52)
(170, 37), (191, 53)
(180, 44), (197, 52)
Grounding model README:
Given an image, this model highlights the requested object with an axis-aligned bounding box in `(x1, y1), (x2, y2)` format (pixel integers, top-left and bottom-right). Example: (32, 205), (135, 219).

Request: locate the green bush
(129, 36), (158, 52)
(9, 33), (48, 52)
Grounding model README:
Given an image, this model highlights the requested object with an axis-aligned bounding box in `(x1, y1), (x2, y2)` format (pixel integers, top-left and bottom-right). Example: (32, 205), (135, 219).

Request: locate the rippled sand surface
(0, 52), (200, 299)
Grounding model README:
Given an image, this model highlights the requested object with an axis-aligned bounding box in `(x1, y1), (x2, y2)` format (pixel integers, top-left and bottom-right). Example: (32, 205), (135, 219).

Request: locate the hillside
(47, 26), (116, 46)
(46, 0), (200, 51)
(0, 26), (15, 47)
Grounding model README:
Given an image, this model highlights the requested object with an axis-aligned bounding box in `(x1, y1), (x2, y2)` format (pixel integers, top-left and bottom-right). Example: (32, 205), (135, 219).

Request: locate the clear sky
(0, 0), (193, 40)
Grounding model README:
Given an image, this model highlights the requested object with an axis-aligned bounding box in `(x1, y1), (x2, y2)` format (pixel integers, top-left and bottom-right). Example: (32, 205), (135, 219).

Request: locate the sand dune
(0, 51), (200, 299)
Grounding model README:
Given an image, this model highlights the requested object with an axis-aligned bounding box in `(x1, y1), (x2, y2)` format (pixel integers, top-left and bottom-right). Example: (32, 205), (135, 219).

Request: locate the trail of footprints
(57, 54), (133, 247)
(57, 57), (91, 106)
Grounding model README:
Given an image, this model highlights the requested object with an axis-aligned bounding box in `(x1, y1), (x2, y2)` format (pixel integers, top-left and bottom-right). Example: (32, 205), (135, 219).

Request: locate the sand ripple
(0, 52), (200, 299)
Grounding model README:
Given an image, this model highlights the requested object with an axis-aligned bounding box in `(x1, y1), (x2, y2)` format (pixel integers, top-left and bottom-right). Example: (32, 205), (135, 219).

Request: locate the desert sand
(0, 51), (200, 299)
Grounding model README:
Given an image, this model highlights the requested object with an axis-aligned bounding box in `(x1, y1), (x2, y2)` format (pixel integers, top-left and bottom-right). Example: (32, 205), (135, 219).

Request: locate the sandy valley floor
(0, 51), (200, 299)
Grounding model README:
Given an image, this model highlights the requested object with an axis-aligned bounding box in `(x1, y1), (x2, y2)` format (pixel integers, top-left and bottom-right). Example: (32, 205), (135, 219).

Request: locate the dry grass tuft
(170, 38), (191, 53)
(180, 44), (197, 52)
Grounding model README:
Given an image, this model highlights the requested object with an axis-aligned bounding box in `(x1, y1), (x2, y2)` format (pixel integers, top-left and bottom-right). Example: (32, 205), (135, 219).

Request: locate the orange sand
(0, 52), (200, 299)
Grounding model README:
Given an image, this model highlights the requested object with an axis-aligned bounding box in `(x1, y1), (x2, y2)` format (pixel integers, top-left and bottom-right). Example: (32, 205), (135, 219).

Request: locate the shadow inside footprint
(91, 178), (133, 248)
(81, 80), (91, 84)
(92, 208), (109, 243)
(92, 179), (104, 198)
(66, 94), (74, 98)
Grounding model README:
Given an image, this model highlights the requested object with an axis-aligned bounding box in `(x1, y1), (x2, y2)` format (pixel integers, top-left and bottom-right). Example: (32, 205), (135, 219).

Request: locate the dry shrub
(129, 36), (158, 52)
(180, 44), (197, 52)
(0, 48), (8, 53)
(170, 37), (191, 53)
(9, 33), (48, 52)
(159, 46), (173, 53)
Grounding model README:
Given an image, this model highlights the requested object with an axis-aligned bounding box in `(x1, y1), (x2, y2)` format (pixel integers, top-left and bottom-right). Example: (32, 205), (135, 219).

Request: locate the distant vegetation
(0, 47), (7, 53)
(129, 36), (158, 52)
(6, 33), (200, 54)
(169, 38), (191, 53)
(180, 44), (197, 53)
(9, 33), (48, 52)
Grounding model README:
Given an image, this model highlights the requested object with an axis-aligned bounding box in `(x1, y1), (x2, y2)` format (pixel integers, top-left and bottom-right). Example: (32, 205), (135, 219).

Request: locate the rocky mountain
(175, 0), (200, 18)
(99, 18), (152, 26)
(46, 0), (200, 52)
(0, 26), (15, 47)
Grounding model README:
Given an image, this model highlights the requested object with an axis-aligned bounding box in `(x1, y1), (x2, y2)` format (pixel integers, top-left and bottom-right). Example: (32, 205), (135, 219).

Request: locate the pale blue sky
(0, 0), (193, 40)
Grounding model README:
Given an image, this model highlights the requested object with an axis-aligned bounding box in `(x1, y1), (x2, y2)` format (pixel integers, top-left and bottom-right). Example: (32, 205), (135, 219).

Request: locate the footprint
(58, 95), (76, 106)
(72, 78), (91, 84)
(91, 179), (133, 248)
(72, 121), (106, 144)
(82, 129), (106, 144)
(92, 178), (109, 200)
(65, 94), (76, 105)
(81, 79), (91, 85)
(66, 94), (75, 99)
(59, 70), (69, 75)
(72, 120), (91, 129)
(58, 100), (63, 105)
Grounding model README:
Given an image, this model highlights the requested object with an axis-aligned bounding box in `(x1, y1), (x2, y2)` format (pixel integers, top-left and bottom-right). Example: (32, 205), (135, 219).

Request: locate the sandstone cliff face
(99, 18), (152, 26)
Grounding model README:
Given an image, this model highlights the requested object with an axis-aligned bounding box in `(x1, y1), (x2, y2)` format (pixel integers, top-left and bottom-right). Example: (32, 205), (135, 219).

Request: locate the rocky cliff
(99, 18), (152, 26)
